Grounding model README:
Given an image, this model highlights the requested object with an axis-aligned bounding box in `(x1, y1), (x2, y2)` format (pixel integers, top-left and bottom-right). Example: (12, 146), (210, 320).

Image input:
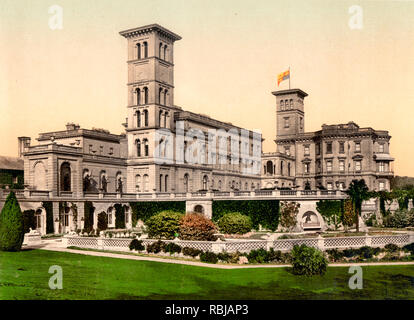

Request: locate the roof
(119, 24), (182, 41)
(0, 156), (24, 171)
(272, 88), (308, 98)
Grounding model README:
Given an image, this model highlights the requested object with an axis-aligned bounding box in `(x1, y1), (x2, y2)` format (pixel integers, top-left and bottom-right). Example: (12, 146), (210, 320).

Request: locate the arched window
(159, 174), (163, 192)
(159, 110), (163, 127)
(100, 170), (107, 192)
(135, 174), (141, 192)
(144, 139), (149, 156)
(143, 174), (149, 192)
(136, 43), (141, 59)
(288, 163), (291, 176)
(143, 87), (148, 105)
(251, 182), (255, 190)
(136, 88), (141, 105)
(202, 175), (208, 190)
(184, 174), (189, 192)
(280, 161), (284, 176)
(143, 42), (148, 58)
(164, 90), (168, 106)
(33, 161), (47, 190)
(290, 99), (293, 109)
(266, 161), (273, 175)
(164, 45), (168, 61)
(143, 109), (148, 126)
(280, 100), (284, 110)
(60, 162), (71, 192)
(164, 112), (168, 128)
(159, 43), (163, 59)
(165, 175), (168, 192)
(285, 100), (289, 108)
(136, 139), (141, 157)
(159, 88), (163, 104)
(136, 110), (141, 127)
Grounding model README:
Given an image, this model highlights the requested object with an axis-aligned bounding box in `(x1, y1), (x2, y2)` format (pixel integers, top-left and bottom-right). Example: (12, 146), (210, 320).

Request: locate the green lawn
(0, 249), (413, 300)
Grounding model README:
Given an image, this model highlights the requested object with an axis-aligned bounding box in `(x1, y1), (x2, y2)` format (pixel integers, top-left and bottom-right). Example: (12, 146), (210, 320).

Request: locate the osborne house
(0, 24), (394, 235)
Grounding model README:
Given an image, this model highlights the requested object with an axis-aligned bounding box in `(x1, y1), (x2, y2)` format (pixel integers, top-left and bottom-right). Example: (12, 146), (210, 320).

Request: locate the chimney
(18, 137), (31, 157)
(66, 123), (80, 131)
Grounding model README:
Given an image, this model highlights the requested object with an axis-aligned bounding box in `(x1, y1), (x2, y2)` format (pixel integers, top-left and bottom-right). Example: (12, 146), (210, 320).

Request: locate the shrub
(383, 209), (414, 228)
(129, 201), (186, 227)
(343, 248), (359, 258)
(129, 239), (145, 251)
(182, 247), (202, 258)
(280, 201), (300, 231)
(217, 252), (231, 262)
(403, 243), (414, 255)
(384, 243), (400, 253)
(291, 245), (327, 276)
(179, 213), (217, 241)
(146, 240), (166, 253)
(358, 246), (380, 259)
(217, 212), (252, 235)
(200, 251), (218, 264)
(0, 191), (25, 251)
(163, 242), (182, 254)
(145, 211), (183, 239)
(326, 249), (344, 262)
(97, 212), (108, 231)
(364, 213), (378, 227)
(247, 248), (269, 263)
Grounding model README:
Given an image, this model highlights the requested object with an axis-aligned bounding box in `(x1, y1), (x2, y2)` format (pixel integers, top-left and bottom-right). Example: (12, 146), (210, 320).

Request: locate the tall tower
(120, 24), (181, 192)
(273, 89), (308, 138)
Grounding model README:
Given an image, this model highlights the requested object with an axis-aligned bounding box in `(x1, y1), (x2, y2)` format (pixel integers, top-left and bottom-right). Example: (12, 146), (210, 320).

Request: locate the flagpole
(289, 66), (291, 89)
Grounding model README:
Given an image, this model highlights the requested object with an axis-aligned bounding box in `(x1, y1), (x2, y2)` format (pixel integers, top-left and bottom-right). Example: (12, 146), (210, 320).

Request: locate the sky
(0, 0), (413, 176)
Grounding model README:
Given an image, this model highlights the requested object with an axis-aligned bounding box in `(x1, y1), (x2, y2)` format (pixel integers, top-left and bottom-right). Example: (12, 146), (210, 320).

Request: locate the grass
(1, 249), (414, 300)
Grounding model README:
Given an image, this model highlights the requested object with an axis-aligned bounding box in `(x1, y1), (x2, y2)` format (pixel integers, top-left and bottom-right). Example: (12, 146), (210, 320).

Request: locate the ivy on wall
(42, 201), (54, 234)
(316, 200), (344, 230)
(84, 201), (95, 232)
(129, 201), (186, 227)
(212, 200), (280, 231)
(114, 204), (126, 229)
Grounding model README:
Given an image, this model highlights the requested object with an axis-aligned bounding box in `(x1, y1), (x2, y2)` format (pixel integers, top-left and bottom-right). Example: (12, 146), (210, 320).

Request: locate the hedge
(212, 200), (280, 231)
(129, 201), (186, 227)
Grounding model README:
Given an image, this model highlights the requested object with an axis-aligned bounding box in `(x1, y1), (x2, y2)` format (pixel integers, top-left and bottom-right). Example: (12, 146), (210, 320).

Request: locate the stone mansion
(4, 24), (394, 234)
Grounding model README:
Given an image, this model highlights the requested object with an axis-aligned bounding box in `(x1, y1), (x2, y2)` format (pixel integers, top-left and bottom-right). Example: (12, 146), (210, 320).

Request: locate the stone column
(52, 201), (60, 234)
(77, 202), (85, 231)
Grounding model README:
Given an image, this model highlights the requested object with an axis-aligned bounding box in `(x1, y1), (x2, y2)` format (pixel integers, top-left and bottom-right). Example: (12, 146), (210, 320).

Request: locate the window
(379, 182), (385, 191)
(60, 162), (71, 192)
(289, 99), (293, 108)
(159, 43), (163, 59)
(304, 163), (310, 174)
(136, 88), (141, 105)
(159, 88), (163, 104)
(108, 212), (112, 225)
(184, 174), (189, 192)
(379, 143), (384, 153)
(136, 139), (141, 157)
(143, 42), (148, 58)
(99, 146), (103, 155)
(379, 162), (385, 172)
(203, 175), (208, 190)
(326, 160), (332, 173)
(266, 161), (273, 175)
(143, 174), (149, 192)
(137, 110), (141, 127)
(280, 100), (284, 110)
(280, 161), (284, 176)
(143, 87), (149, 105)
(327, 182), (333, 190)
(144, 139), (149, 156)
(136, 43), (141, 59)
(143, 109), (148, 126)
(159, 174), (163, 192)
(300, 117), (303, 129)
(339, 160), (345, 172)
(164, 90), (168, 106)
(164, 112), (168, 128)
(164, 45), (168, 61)
(339, 142), (345, 154)
(355, 160), (361, 172)
(304, 145), (310, 156)
(165, 175), (168, 192)
(288, 163), (291, 176)
(355, 142), (361, 152)
(284, 146), (290, 156)
(284, 117), (290, 128)
(326, 142), (332, 154)
(135, 174), (141, 192)
(316, 143), (320, 155)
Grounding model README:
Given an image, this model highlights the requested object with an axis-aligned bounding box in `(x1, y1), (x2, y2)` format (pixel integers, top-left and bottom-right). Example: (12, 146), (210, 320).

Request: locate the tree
(316, 200), (342, 230)
(345, 179), (371, 232)
(0, 191), (25, 251)
(97, 212), (108, 231)
(342, 199), (355, 230)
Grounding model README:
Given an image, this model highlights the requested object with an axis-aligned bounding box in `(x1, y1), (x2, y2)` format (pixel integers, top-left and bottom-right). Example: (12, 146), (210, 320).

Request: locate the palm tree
(345, 179), (371, 232)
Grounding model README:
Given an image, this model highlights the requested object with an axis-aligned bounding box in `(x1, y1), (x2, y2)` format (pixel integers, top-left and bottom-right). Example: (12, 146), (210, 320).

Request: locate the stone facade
(262, 89), (394, 191)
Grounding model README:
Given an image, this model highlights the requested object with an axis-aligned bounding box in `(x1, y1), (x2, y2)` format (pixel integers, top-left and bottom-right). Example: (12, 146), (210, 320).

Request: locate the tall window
(326, 160), (332, 173)
(339, 142), (345, 154)
(60, 162), (71, 192)
(184, 174), (189, 192)
(202, 175), (208, 190)
(164, 90), (168, 106)
(135, 174), (141, 192)
(143, 109), (148, 126)
(144, 139), (149, 156)
(280, 100), (284, 110)
(164, 112), (168, 128)
(304, 163), (310, 174)
(165, 175), (168, 192)
(159, 88), (163, 104)
(288, 162), (291, 176)
(280, 161), (284, 176)
(289, 99), (293, 108)
(316, 143), (320, 155)
(379, 143), (384, 153)
(136, 43), (141, 59)
(284, 117), (290, 128)
(355, 160), (361, 172)
(379, 162), (385, 172)
(339, 160), (345, 172)
(379, 182), (385, 191)
(136, 110), (141, 127)
(136, 88), (141, 105)
(164, 45), (168, 61)
(159, 43), (163, 59)
(159, 174), (163, 192)
(143, 174), (149, 192)
(304, 145), (310, 156)
(355, 142), (361, 152)
(326, 142), (332, 154)
(136, 139), (141, 157)
(143, 87), (148, 105)
(143, 42), (148, 58)
(159, 110), (163, 127)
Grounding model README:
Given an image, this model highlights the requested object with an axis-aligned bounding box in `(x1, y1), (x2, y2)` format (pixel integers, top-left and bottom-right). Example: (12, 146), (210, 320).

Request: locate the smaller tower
(273, 89), (308, 137)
